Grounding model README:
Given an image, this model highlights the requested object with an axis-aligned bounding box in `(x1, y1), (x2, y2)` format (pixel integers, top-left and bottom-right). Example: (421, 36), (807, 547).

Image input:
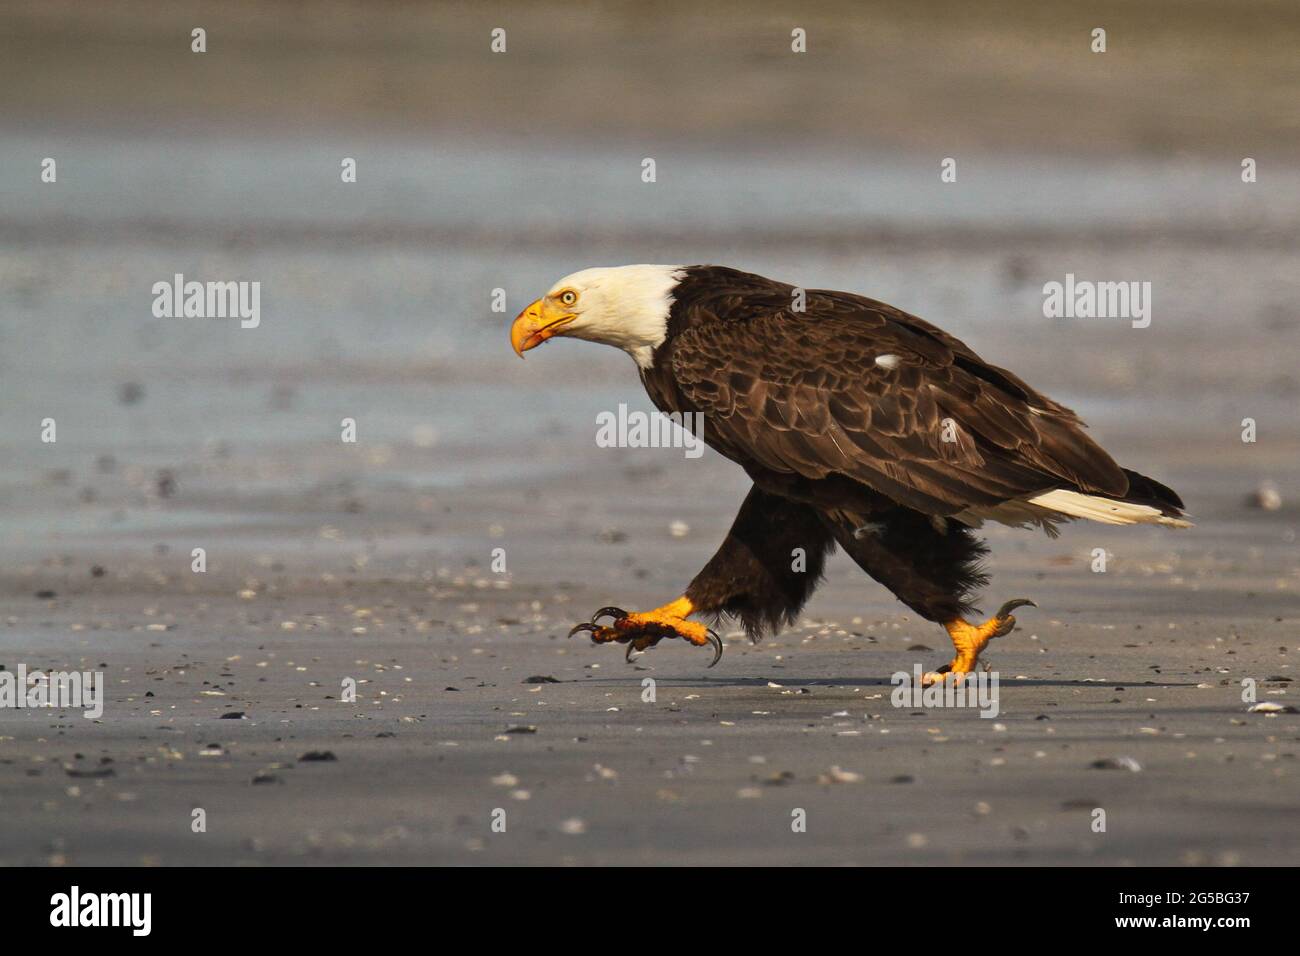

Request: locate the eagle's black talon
(705, 629), (723, 668)
(592, 606), (627, 624)
(995, 598), (1037, 619)
(568, 622), (600, 639)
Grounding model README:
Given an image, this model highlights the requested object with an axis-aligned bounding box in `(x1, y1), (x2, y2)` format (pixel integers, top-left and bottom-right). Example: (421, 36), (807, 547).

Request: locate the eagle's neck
(567, 264), (684, 369)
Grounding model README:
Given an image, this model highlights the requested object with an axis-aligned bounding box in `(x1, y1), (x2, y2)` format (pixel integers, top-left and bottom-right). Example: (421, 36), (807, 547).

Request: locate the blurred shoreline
(3, 1), (1299, 158)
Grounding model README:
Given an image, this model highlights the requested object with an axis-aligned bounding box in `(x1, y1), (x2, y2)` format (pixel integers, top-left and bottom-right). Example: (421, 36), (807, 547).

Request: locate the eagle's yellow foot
(567, 596), (723, 667)
(921, 599), (1035, 686)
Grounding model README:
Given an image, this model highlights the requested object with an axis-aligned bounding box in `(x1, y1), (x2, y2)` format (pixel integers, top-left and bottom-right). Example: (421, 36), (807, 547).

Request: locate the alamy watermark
(50, 886), (150, 936)
(151, 273), (260, 328)
(1042, 273), (1151, 328)
(595, 403), (704, 459)
(0, 665), (104, 719)
(891, 664), (999, 718)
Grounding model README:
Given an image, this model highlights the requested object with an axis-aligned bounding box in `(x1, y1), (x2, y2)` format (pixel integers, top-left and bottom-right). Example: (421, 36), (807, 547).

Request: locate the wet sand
(2, 419), (1298, 865)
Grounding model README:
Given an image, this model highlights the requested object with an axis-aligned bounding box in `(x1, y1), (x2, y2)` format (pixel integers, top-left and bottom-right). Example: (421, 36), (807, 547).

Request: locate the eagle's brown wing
(668, 294), (1128, 516)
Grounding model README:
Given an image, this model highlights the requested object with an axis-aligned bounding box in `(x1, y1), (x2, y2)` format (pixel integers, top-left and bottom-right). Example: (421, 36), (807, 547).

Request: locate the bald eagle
(511, 265), (1189, 682)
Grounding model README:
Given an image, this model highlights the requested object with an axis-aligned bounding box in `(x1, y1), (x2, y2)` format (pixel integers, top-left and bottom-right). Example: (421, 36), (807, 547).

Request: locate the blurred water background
(2, 0), (1297, 544)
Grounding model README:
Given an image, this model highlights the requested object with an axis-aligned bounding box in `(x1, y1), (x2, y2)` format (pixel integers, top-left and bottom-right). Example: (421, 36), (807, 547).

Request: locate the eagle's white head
(510, 264), (685, 369)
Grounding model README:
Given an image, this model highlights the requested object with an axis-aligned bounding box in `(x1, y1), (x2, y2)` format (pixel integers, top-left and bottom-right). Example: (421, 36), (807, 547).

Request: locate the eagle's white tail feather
(1027, 489), (1192, 528)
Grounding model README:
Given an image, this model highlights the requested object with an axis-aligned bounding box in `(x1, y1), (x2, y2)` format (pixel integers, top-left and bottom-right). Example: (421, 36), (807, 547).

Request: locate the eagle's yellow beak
(510, 298), (576, 358)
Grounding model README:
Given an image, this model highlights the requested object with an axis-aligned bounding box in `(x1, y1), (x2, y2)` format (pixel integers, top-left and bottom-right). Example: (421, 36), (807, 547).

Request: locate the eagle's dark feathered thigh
(683, 484), (836, 640)
(684, 484), (988, 634)
(818, 507), (990, 623)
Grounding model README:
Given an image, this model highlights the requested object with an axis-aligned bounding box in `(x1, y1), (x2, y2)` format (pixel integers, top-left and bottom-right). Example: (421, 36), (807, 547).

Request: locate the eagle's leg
(568, 485), (835, 666)
(926, 599), (1036, 685)
(822, 507), (1033, 684)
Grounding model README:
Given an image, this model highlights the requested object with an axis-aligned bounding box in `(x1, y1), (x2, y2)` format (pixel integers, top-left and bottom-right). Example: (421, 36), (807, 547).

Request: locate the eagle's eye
(558, 290), (578, 307)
